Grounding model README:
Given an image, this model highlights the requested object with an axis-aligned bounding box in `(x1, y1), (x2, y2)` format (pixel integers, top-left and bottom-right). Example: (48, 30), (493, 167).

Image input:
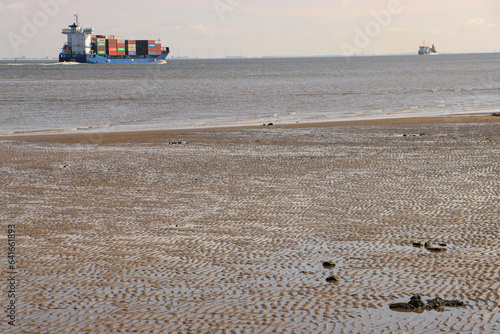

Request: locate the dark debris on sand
(389, 294), (465, 312)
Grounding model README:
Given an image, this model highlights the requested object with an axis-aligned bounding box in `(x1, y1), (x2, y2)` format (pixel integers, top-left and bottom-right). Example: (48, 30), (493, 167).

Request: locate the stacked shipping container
(149, 42), (156, 56)
(106, 39), (118, 56)
(96, 38), (106, 55)
(136, 40), (153, 56)
(117, 39), (126, 56)
(154, 43), (162, 56)
(93, 37), (162, 57)
(126, 40), (136, 56)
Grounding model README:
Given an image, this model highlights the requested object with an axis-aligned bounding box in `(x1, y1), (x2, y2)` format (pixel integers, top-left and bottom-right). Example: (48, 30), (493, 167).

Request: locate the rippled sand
(1, 117), (499, 333)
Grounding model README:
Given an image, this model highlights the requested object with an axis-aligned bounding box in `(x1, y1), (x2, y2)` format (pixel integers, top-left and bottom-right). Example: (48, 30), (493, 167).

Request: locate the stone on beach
(425, 242), (447, 252)
(326, 275), (339, 282)
(408, 294), (425, 308)
(390, 294), (465, 312)
(426, 297), (465, 309)
(322, 261), (336, 268)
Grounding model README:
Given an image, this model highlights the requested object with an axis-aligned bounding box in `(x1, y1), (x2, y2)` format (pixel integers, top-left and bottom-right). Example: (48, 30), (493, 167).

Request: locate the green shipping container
(97, 42), (106, 47)
(97, 50), (106, 55)
(117, 47), (126, 52)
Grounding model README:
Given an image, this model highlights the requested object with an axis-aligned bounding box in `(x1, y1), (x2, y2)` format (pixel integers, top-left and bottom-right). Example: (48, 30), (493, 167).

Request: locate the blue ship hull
(59, 51), (169, 64)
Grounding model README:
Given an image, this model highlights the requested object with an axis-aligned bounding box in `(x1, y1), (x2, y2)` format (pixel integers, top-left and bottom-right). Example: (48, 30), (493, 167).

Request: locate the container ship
(418, 42), (437, 55)
(59, 15), (169, 64)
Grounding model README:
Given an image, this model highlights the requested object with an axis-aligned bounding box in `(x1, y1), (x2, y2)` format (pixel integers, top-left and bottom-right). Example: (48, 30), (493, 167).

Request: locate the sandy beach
(1, 115), (499, 333)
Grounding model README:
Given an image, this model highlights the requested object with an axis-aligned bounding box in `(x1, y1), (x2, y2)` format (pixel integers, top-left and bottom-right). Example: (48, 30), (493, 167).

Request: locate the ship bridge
(61, 15), (93, 55)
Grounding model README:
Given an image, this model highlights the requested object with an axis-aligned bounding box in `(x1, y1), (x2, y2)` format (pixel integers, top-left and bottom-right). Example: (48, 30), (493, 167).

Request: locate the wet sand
(1, 116), (499, 333)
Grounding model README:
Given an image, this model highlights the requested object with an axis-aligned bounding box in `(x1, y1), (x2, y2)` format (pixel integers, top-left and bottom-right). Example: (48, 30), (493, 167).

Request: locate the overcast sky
(1, 0), (499, 58)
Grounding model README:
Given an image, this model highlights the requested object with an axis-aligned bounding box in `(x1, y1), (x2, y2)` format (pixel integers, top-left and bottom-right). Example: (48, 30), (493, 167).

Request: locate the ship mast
(75, 14), (79, 26)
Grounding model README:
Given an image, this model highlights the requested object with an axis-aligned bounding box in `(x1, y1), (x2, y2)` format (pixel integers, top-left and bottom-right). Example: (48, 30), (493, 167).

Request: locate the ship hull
(59, 51), (169, 64)
(418, 51), (438, 55)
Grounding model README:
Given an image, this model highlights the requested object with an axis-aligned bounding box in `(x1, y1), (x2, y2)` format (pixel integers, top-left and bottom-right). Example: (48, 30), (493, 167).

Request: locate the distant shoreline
(2, 51), (498, 62)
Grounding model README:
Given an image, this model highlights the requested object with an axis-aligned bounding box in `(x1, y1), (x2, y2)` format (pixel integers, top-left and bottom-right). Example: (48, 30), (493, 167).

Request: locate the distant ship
(59, 15), (170, 64)
(418, 41), (437, 55)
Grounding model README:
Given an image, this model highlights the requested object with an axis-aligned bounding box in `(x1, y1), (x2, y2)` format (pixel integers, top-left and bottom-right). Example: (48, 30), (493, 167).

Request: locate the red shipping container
(97, 46), (106, 51)
(117, 52), (126, 56)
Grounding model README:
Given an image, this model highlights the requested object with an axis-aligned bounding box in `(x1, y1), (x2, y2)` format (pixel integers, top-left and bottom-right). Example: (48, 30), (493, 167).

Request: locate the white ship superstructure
(61, 15), (93, 56)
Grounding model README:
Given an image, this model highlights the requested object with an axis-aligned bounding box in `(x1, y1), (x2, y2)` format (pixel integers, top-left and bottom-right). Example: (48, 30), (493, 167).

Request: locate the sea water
(1, 53), (499, 135)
